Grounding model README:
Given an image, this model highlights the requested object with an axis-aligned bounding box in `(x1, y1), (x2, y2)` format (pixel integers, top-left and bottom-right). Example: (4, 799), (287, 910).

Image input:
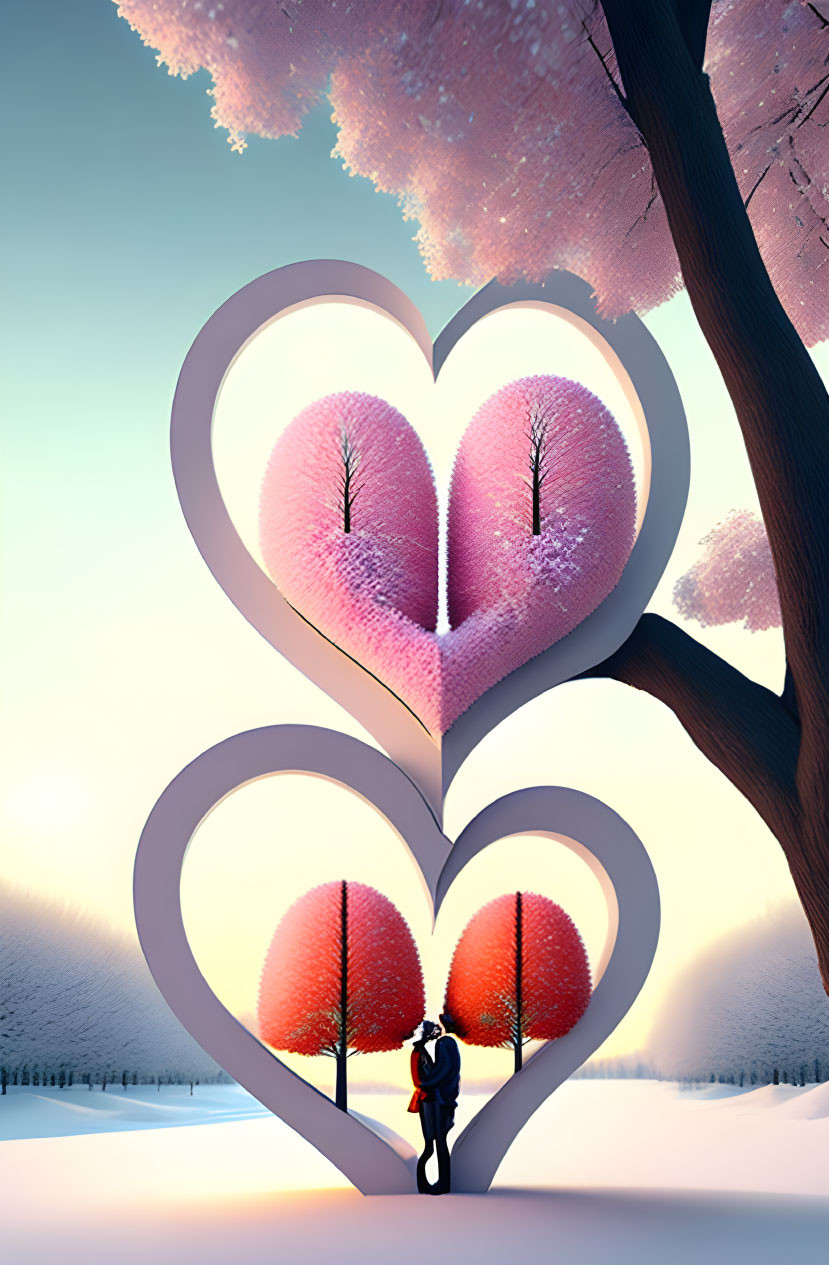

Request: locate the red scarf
(407, 1049), (429, 1113)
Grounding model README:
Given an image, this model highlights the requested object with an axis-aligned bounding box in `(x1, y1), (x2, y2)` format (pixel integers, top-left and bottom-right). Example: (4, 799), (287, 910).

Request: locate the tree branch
(743, 162), (772, 211)
(579, 614), (800, 842)
(672, 0), (713, 73)
(782, 663), (800, 722)
(581, 18), (637, 124)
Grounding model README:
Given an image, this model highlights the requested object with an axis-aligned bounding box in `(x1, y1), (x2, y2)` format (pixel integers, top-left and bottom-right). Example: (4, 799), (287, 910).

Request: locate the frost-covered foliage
(649, 904), (829, 1085)
(444, 892), (591, 1052)
(114, 0), (829, 343)
(257, 880), (424, 1056)
(259, 380), (635, 732)
(673, 510), (781, 632)
(0, 884), (224, 1087)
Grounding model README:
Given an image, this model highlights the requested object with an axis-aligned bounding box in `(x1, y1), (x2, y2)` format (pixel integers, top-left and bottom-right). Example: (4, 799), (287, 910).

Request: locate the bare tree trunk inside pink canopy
(588, 0), (829, 994)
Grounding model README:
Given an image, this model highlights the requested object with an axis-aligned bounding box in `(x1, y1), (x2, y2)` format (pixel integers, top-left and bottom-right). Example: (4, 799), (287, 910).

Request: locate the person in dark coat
(408, 1019), (441, 1193)
(409, 1014), (462, 1194)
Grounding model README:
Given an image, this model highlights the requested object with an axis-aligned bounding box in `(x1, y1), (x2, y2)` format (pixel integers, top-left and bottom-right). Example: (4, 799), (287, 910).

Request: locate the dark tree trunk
(336, 879), (349, 1112)
(514, 892), (524, 1074)
(593, 0), (829, 994)
(335, 1051), (347, 1112)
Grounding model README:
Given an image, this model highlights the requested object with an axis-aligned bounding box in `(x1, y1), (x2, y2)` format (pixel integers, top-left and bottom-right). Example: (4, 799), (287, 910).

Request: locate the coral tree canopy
(258, 880), (424, 1057)
(444, 891), (592, 1051)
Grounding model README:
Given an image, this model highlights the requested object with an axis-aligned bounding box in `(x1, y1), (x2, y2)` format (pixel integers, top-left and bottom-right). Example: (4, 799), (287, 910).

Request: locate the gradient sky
(3, 2), (829, 1092)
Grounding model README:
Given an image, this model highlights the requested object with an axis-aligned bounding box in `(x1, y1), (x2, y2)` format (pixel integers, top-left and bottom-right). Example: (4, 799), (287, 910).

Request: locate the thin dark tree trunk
(335, 879), (349, 1112)
(592, 0), (829, 993)
(514, 892), (524, 1074)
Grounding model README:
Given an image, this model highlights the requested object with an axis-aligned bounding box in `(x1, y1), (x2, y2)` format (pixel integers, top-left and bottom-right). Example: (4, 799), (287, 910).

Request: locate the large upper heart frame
(170, 262), (689, 821)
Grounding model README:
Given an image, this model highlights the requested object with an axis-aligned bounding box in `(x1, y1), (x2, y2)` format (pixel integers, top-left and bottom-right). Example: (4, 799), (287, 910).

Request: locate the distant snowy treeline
(0, 884), (227, 1092)
(572, 1055), (657, 1080)
(648, 904), (829, 1086)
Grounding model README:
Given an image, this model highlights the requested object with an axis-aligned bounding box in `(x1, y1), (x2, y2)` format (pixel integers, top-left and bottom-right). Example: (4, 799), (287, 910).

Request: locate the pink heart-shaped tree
(259, 375), (636, 732)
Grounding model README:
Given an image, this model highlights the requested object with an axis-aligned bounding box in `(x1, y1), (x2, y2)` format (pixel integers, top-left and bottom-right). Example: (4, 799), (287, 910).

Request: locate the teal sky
(0, 0), (468, 637)
(3, 2), (829, 1062)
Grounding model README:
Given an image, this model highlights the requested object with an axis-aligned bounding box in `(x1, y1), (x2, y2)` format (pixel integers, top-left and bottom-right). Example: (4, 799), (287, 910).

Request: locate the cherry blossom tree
(257, 880), (424, 1111)
(115, 1), (829, 995)
(113, 2), (829, 342)
(444, 892), (591, 1073)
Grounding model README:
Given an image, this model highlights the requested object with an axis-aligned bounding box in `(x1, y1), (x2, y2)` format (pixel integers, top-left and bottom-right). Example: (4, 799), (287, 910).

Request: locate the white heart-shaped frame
(171, 263), (689, 820)
(134, 725), (659, 1194)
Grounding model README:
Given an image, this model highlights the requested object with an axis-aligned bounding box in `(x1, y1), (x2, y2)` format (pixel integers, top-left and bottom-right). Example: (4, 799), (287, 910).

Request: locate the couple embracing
(408, 1012), (461, 1194)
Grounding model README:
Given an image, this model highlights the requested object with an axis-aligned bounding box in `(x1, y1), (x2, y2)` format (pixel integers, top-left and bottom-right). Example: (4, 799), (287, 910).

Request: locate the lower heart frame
(134, 724), (659, 1196)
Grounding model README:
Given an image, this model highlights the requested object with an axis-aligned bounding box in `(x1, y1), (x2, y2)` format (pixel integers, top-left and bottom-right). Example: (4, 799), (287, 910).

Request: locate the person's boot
(416, 1150), (433, 1194)
(431, 1140), (451, 1194)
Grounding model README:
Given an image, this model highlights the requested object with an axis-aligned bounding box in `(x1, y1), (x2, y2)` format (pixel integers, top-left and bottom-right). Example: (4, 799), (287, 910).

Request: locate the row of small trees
(0, 1067), (232, 1095)
(0, 883), (223, 1095)
(686, 1064), (826, 1088)
(257, 881), (592, 1110)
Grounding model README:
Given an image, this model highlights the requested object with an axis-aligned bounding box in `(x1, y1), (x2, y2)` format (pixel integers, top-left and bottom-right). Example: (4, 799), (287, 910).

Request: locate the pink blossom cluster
(673, 509), (781, 633)
(115, 1), (829, 343)
(259, 380), (636, 733)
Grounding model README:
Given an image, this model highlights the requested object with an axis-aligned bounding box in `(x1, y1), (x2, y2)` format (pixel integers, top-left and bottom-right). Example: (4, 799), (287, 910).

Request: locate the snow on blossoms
(259, 379), (636, 733)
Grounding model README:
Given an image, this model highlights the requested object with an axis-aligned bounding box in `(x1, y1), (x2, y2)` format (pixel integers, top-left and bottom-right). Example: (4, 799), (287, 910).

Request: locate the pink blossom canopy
(673, 510), (782, 632)
(115, 0), (829, 344)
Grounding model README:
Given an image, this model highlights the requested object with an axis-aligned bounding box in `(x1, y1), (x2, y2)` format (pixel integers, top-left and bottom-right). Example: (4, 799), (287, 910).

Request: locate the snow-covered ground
(2, 1081), (828, 1263)
(0, 1081), (265, 1139)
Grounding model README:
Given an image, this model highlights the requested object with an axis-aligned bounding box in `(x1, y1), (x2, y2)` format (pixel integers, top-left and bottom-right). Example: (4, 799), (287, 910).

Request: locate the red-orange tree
(258, 879), (424, 1111)
(444, 892), (591, 1074)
